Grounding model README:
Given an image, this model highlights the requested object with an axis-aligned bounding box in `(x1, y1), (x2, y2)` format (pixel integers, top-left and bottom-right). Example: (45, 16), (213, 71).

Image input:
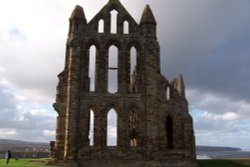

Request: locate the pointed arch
(110, 10), (118, 33)
(130, 46), (137, 93)
(89, 45), (96, 92)
(107, 109), (117, 146)
(88, 109), (95, 146)
(123, 20), (129, 34)
(130, 46), (137, 76)
(166, 86), (170, 100)
(98, 19), (104, 33)
(166, 115), (174, 149)
(105, 38), (123, 50)
(108, 45), (118, 93)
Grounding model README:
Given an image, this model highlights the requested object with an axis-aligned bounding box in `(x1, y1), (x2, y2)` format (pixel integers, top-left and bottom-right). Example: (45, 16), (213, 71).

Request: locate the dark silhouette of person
(6, 150), (12, 165)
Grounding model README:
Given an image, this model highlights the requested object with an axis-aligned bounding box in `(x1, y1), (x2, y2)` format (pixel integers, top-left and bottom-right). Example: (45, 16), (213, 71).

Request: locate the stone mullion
(118, 49), (127, 95)
(105, 13), (111, 34)
(117, 108), (125, 147)
(97, 49), (108, 93)
(124, 112), (130, 148)
(102, 113), (108, 147)
(94, 113), (101, 147)
(117, 13), (122, 34)
(92, 110), (106, 148)
(123, 50), (130, 94)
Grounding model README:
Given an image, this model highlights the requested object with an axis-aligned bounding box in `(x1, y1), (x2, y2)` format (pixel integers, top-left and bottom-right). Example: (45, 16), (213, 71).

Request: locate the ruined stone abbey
(52, 0), (198, 166)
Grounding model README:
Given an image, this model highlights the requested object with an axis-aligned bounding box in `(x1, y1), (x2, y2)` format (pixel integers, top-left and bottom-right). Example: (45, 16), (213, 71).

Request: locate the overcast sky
(0, 0), (250, 149)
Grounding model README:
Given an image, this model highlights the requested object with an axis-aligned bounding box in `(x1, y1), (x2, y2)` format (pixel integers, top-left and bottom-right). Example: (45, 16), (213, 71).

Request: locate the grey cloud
(188, 89), (250, 117)
(188, 88), (250, 148)
(0, 85), (55, 142)
(155, 0), (250, 102)
(0, 86), (17, 110)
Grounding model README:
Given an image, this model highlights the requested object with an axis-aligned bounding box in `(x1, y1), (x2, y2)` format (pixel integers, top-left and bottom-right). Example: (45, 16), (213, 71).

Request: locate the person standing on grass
(5, 150), (12, 165)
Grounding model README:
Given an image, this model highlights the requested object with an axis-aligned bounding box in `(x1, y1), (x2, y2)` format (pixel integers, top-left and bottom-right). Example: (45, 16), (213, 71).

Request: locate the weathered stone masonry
(52, 0), (198, 166)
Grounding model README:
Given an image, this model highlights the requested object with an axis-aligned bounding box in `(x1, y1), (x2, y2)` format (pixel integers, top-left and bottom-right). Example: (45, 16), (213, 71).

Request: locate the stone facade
(52, 0), (198, 166)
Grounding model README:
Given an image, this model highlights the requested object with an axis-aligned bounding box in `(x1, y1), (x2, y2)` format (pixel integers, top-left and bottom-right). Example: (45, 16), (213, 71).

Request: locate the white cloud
(189, 89), (250, 148)
(43, 130), (55, 137)
(219, 112), (243, 121)
(0, 129), (17, 137)
(30, 109), (55, 117)
(0, 84), (56, 142)
(199, 111), (243, 122)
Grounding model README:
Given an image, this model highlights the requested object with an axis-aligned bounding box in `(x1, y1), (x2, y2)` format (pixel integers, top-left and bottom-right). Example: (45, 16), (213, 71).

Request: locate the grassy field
(0, 158), (58, 167)
(198, 159), (250, 167)
(1, 158), (250, 167)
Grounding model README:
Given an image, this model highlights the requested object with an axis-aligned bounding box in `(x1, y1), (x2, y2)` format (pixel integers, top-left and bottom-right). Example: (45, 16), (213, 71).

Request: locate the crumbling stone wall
(52, 0), (198, 166)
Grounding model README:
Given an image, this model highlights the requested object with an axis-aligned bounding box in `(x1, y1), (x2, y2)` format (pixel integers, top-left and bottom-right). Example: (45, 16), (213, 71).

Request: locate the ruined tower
(52, 0), (198, 166)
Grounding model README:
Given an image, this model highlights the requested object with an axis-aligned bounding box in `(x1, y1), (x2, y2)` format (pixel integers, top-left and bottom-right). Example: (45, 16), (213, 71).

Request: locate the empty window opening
(88, 109), (94, 146)
(129, 110), (138, 146)
(130, 47), (137, 76)
(108, 70), (118, 93)
(89, 45), (96, 92)
(110, 10), (118, 34)
(123, 20), (129, 34)
(107, 109), (117, 146)
(98, 19), (104, 33)
(166, 115), (174, 149)
(108, 45), (118, 93)
(166, 86), (170, 100)
(130, 47), (137, 93)
(130, 139), (137, 147)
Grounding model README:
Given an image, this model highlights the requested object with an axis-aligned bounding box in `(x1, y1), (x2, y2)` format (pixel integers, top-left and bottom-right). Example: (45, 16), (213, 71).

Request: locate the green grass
(1, 158), (250, 167)
(0, 158), (59, 167)
(198, 159), (250, 167)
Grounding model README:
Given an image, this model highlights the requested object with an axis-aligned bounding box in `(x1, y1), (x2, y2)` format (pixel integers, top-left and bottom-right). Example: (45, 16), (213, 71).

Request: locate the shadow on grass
(199, 159), (250, 167)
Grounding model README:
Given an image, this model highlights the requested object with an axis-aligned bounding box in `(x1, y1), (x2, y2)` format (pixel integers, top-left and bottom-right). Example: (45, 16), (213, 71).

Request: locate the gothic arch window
(129, 108), (138, 146)
(166, 86), (170, 100)
(110, 10), (118, 34)
(88, 109), (95, 146)
(108, 45), (118, 93)
(123, 20), (129, 34)
(88, 45), (96, 92)
(98, 19), (104, 33)
(107, 109), (118, 146)
(166, 115), (174, 149)
(130, 46), (137, 93)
